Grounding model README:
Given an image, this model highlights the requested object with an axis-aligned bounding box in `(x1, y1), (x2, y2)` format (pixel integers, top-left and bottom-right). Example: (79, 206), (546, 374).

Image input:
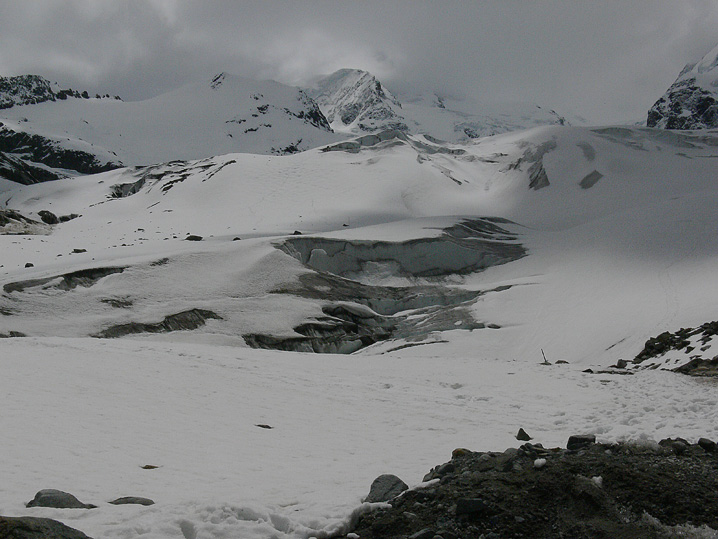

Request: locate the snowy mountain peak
(307, 69), (571, 142)
(647, 43), (718, 129)
(307, 68), (406, 134)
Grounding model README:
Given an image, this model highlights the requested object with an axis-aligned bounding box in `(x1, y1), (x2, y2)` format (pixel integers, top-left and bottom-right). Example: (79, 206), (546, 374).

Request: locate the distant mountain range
(0, 69), (575, 185)
(2, 43), (718, 188)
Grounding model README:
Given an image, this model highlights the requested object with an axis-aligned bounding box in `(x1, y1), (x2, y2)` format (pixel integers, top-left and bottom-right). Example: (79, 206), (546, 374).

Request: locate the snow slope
(0, 72), (339, 175)
(2, 125), (718, 360)
(2, 338), (716, 539)
(2, 125), (718, 537)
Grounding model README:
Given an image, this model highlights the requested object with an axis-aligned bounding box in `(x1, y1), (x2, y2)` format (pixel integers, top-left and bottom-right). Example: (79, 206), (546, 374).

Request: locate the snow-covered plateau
(1, 109), (718, 537)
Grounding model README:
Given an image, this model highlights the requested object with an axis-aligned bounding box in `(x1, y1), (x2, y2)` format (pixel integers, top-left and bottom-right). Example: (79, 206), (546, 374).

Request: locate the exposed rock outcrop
(344, 437), (718, 539)
(0, 75), (118, 110)
(648, 43), (718, 129)
(94, 308), (222, 338)
(632, 320), (718, 374)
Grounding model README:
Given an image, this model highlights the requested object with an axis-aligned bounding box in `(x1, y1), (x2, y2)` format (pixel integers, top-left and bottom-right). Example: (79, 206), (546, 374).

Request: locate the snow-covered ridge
(0, 74), (119, 110)
(0, 69), (577, 187)
(307, 68), (572, 142)
(647, 43), (718, 129)
(0, 72), (340, 183)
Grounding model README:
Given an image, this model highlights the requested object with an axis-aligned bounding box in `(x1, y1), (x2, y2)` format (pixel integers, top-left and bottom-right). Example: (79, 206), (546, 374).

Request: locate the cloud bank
(1, 0), (717, 123)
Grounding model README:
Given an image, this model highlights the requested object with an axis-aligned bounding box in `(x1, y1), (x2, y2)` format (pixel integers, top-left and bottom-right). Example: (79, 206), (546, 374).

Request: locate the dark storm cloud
(1, 1), (717, 123)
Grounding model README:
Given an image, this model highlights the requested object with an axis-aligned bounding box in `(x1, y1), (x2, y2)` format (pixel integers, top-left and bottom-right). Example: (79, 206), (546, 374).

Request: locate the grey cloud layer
(1, 0), (717, 123)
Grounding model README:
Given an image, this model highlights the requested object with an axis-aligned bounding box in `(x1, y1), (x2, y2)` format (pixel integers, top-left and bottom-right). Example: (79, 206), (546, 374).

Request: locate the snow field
(2, 123), (718, 536)
(2, 337), (717, 538)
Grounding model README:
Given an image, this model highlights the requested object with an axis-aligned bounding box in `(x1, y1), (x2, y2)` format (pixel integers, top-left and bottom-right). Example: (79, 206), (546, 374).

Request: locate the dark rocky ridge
(0, 75), (122, 181)
(0, 75), (119, 110)
(0, 125), (122, 176)
(632, 321), (718, 376)
(0, 151), (62, 184)
(647, 80), (718, 130)
(343, 437), (718, 539)
(647, 44), (718, 130)
(94, 308), (222, 338)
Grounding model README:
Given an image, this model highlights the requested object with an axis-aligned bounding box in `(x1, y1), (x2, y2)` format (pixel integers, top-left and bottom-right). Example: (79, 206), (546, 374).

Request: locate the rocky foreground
(341, 435), (718, 539)
(2, 436), (718, 538)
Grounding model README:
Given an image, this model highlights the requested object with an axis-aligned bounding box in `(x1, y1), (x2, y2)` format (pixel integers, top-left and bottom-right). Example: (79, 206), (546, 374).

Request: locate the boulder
(108, 496), (155, 506)
(365, 474), (408, 503)
(659, 437), (690, 455)
(37, 210), (59, 225)
(567, 434), (596, 451)
(25, 489), (96, 509)
(0, 516), (93, 538)
(516, 428), (532, 441)
(698, 437), (717, 453)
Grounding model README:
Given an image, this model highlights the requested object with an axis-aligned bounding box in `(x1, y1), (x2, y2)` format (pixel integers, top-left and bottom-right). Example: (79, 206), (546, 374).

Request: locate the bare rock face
(0, 75), (63, 109)
(647, 82), (718, 129)
(648, 43), (718, 129)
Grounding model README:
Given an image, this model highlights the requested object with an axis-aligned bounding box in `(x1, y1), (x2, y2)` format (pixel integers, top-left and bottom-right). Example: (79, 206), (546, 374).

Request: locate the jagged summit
(307, 69), (406, 133)
(647, 43), (718, 129)
(307, 68), (570, 143)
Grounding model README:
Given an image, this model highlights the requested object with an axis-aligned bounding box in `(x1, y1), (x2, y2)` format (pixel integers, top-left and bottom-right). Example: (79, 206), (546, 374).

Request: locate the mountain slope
(307, 68), (407, 133)
(3, 126), (718, 539)
(647, 43), (718, 129)
(308, 68), (571, 142)
(0, 73), (339, 183)
(2, 125), (718, 365)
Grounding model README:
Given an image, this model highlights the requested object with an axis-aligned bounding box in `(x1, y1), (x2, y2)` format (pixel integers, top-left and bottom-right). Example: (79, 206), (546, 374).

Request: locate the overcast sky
(0, 1), (716, 124)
